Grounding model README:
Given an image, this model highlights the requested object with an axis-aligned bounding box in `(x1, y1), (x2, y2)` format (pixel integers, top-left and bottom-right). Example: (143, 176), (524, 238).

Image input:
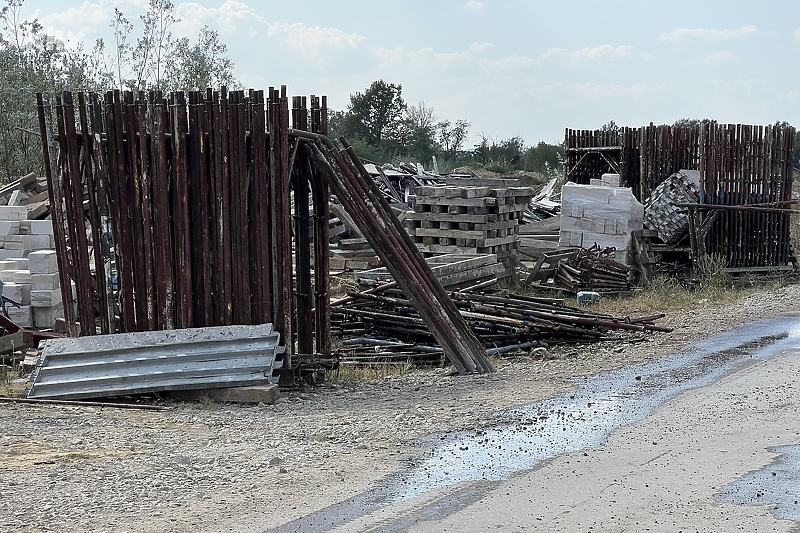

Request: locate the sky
(18, 0), (800, 147)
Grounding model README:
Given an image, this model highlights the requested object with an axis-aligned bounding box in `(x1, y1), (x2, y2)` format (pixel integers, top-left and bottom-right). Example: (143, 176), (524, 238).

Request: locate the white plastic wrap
(558, 182), (644, 264)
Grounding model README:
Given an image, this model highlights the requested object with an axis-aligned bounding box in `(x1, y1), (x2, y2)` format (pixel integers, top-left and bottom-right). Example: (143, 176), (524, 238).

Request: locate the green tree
(131, 0), (179, 91)
(168, 25), (238, 91)
(0, 0), (109, 180)
(436, 119), (470, 161)
(341, 80), (406, 147)
(395, 101), (437, 162)
(524, 141), (563, 174)
(474, 135), (524, 168)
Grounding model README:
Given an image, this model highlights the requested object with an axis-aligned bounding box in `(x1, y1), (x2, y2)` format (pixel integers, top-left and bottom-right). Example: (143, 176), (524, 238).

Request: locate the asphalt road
(327, 351), (800, 533)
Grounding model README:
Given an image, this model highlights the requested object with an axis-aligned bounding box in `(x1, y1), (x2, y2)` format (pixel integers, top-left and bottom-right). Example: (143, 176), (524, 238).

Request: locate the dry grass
(0, 365), (27, 398)
(593, 253), (785, 316)
(329, 361), (416, 383)
(330, 273), (360, 299)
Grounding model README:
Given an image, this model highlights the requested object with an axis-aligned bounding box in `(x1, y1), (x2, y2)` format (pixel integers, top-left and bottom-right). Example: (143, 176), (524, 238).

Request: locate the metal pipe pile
(554, 246), (631, 292)
(332, 287), (671, 365)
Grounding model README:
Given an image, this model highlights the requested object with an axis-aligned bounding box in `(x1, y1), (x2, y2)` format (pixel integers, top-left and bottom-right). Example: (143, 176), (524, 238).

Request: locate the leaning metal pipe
(303, 140), (492, 374)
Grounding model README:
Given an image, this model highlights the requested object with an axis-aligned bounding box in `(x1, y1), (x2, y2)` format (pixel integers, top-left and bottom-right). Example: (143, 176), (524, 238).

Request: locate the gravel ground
(1, 283), (799, 532)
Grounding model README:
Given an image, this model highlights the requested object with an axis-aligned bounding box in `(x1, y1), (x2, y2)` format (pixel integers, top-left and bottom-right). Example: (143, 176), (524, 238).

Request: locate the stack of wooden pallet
(405, 185), (534, 265)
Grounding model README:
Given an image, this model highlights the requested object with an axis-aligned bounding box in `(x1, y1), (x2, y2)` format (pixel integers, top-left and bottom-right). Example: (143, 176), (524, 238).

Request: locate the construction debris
(26, 324), (284, 400)
(524, 177), (561, 222)
(357, 253), (505, 290)
(298, 132), (496, 374)
(553, 246), (632, 292)
(643, 169), (700, 244)
(333, 288), (669, 364)
(0, 172), (50, 218)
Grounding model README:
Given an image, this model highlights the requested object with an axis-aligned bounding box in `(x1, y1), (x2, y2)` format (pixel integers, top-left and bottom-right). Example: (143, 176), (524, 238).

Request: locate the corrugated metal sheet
(26, 324), (284, 400)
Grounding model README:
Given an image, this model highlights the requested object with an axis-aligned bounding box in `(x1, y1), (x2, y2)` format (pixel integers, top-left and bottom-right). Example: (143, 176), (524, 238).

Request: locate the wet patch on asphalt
(716, 444), (800, 523)
(267, 315), (800, 532)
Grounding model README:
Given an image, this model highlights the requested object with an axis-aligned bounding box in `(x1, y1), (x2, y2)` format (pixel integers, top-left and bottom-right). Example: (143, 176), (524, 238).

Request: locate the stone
(33, 303), (64, 329)
(21, 234), (52, 253)
(28, 250), (58, 274)
(3, 282), (31, 305)
(12, 269), (32, 285)
(6, 305), (31, 327)
(31, 289), (62, 307)
(31, 273), (60, 290)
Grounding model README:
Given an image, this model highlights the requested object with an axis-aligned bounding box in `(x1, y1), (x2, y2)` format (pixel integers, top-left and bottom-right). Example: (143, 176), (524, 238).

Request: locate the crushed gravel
(2, 283), (799, 532)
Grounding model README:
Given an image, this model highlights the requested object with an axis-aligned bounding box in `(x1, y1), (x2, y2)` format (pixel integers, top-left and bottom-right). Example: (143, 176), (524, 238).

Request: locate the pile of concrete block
(0, 204), (64, 329)
(405, 185), (535, 268)
(643, 169), (701, 245)
(558, 182), (644, 265)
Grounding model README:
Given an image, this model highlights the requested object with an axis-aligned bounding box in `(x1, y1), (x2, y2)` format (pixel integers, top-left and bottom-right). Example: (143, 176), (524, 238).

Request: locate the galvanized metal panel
(27, 324), (284, 400)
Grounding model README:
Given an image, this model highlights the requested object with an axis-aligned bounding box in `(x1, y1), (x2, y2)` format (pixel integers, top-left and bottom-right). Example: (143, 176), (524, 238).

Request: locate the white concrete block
(14, 258), (28, 270)
(33, 303), (63, 329)
(21, 220), (54, 236)
(0, 206), (28, 221)
(7, 305), (31, 327)
(21, 234), (52, 253)
(31, 273), (60, 290)
(3, 282), (30, 305)
(12, 269), (31, 284)
(28, 250), (58, 274)
(3, 235), (22, 249)
(0, 260), (15, 271)
(31, 288), (62, 307)
(0, 221), (20, 235)
(0, 269), (16, 282)
(0, 249), (24, 260)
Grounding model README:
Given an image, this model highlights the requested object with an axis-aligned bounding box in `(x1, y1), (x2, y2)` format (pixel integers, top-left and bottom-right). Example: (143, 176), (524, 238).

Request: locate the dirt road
(1, 284), (799, 532)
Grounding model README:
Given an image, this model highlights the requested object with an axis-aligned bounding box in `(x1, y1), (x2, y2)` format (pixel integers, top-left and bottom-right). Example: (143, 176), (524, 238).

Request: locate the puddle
(716, 444), (800, 522)
(390, 316), (800, 501)
(268, 314), (800, 532)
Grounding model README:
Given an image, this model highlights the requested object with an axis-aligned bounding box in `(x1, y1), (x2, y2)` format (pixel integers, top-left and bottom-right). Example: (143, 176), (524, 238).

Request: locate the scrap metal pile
(554, 246), (631, 292)
(332, 285), (670, 364)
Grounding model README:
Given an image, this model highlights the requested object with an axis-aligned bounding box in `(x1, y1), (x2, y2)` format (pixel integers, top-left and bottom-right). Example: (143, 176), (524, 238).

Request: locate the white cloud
(468, 42), (494, 54)
(267, 23), (366, 62)
(466, 1), (484, 12)
(175, 1), (265, 36)
(537, 48), (568, 62)
(534, 45), (645, 65)
(540, 82), (650, 102)
(571, 44), (642, 61)
(703, 51), (738, 64)
(660, 25), (758, 42)
(34, 0), (147, 44)
(177, 2), (366, 65)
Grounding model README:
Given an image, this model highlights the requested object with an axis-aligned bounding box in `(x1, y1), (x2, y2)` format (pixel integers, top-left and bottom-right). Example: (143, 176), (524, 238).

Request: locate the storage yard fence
(565, 123), (797, 269)
(37, 88), (496, 375)
(36, 89), (330, 368)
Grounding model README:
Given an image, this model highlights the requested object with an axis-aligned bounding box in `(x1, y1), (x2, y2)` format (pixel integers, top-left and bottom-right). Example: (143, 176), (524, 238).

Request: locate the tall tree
(436, 119), (470, 160)
(131, 0), (179, 91)
(524, 141), (563, 174)
(168, 25), (238, 91)
(395, 101), (437, 162)
(342, 80), (406, 147)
